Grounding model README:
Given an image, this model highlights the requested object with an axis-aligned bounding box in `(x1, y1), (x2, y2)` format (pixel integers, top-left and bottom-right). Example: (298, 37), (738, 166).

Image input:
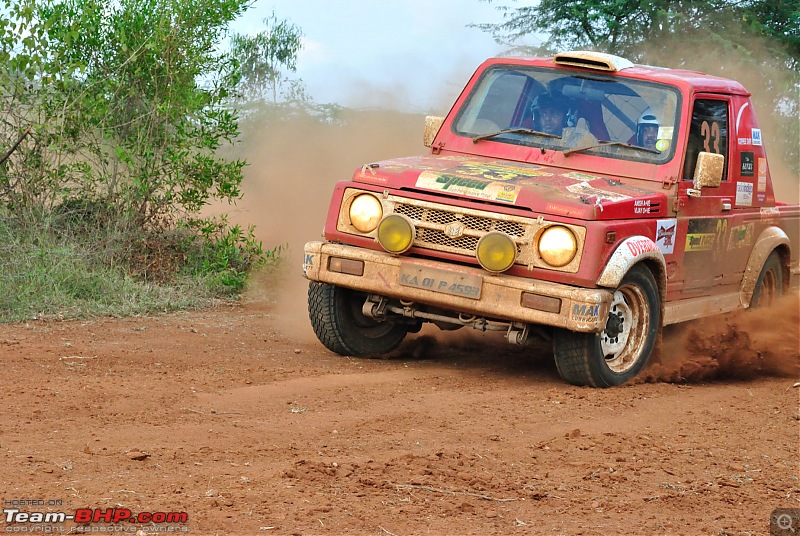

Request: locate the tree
(229, 12), (304, 104)
(475, 0), (800, 172)
(476, 1), (798, 63)
(0, 0), (251, 225)
(0, 0), (299, 295)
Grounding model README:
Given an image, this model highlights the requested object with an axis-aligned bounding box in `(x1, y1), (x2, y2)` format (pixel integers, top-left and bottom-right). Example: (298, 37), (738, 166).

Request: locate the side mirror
(423, 116), (445, 148)
(692, 151), (724, 189)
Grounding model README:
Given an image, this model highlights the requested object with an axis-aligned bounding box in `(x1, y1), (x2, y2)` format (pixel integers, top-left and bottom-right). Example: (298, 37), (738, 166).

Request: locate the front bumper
(303, 241), (612, 333)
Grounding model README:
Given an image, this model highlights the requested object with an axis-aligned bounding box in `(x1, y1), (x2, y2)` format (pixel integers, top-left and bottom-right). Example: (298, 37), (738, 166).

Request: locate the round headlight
(377, 214), (415, 254)
(538, 226), (577, 267)
(476, 232), (517, 273)
(349, 194), (383, 233)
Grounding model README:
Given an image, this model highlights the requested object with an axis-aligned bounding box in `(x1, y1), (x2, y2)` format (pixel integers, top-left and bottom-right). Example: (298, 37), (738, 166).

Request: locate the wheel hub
(601, 290), (633, 361)
(605, 311), (625, 338)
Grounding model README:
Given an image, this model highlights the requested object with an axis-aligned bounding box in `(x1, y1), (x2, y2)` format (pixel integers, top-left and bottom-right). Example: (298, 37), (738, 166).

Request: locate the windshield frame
(451, 64), (683, 165)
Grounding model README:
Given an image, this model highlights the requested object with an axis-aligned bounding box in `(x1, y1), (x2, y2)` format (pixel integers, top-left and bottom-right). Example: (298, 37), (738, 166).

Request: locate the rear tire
(553, 264), (660, 387)
(750, 251), (783, 308)
(308, 282), (408, 357)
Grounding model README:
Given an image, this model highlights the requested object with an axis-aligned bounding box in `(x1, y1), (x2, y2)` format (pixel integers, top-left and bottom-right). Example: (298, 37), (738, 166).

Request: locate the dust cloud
(395, 293), (800, 385)
(217, 40), (798, 359)
(644, 292), (800, 383)
(216, 110), (428, 342)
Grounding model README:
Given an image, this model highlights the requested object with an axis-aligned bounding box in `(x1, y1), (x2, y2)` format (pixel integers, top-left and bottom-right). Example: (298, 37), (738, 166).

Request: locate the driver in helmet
(534, 91), (569, 136)
(637, 108), (660, 150)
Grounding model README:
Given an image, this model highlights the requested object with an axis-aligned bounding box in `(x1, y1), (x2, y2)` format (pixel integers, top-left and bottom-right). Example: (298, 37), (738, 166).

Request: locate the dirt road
(2, 113), (799, 535)
(1, 279), (798, 535)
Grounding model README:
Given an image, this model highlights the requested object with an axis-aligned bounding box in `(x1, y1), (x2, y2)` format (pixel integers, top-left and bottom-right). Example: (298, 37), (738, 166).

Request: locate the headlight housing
(476, 232), (517, 273)
(349, 194), (383, 233)
(377, 214), (415, 254)
(538, 225), (577, 267)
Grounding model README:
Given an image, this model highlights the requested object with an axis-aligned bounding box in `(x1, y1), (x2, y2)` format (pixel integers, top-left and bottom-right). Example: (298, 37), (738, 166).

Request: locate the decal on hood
(415, 171), (521, 204)
(565, 181), (631, 203)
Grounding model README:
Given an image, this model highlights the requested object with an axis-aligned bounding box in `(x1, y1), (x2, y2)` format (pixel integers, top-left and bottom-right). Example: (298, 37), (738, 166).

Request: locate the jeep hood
(351, 155), (664, 220)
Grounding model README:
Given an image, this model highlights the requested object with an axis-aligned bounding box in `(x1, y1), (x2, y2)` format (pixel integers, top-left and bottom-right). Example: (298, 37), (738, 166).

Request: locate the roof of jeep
(482, 56), (751, 97)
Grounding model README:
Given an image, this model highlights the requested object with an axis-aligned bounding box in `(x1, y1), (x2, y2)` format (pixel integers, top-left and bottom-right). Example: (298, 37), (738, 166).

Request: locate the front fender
(596, 236), (666, 289)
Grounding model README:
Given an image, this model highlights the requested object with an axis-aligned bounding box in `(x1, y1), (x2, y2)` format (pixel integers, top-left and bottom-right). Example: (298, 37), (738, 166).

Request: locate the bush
(0, 0), (293, 321)
(0, 208), (280, 322)
(182, 216), (283, 295)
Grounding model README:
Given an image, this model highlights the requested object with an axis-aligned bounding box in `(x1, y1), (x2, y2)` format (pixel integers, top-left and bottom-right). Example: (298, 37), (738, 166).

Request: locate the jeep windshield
(453, 65), (681, 164)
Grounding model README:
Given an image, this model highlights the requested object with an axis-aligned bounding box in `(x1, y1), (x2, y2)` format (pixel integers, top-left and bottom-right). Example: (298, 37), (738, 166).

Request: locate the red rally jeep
(303, 50), (800, 387)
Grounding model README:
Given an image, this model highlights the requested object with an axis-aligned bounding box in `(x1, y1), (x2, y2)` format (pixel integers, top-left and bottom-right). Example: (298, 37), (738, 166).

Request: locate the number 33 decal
(701, 120), (721, 153)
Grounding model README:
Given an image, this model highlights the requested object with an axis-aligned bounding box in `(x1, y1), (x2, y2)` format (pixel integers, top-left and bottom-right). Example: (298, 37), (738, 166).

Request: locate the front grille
(418, 228), (479, 250)
(393, 201), (534, 264)
(395, 204), (527, 237)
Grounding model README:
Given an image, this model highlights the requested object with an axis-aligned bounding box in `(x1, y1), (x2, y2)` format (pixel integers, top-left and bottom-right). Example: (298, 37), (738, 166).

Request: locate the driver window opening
(682, 99), (729, 181)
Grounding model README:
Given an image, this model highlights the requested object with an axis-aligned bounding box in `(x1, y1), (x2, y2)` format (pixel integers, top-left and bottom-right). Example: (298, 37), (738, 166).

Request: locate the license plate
(399, 263), (482, 299)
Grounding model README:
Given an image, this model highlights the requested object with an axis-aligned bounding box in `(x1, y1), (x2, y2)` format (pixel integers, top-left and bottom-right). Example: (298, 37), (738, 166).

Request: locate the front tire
(553, 264), (660, 387)
(308, 282), (408, 357)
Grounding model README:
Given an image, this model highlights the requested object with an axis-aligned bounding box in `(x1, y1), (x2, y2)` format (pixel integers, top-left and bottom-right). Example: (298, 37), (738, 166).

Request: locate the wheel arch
(596, 236), (667, 292)
(596, 236), (667, 330)
(739, 226), (790, 308)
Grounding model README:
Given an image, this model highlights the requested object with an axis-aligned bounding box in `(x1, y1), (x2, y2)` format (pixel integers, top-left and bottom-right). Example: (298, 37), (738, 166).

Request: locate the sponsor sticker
(625, 238), (659, 257)
(760, 206), (779, 223)
(545, 203), (574, 216)
(740, 151), (754, 176)
(454, 162), (551, 181)
(657, 126), (674, 140)
(751, 128), (762, 146)
(757, 157), (767, 192)
(415, 170), (520, 204)
(685, 218), (726, 255)
(571, 303), (600, 323)
(736, 182), (753, 207)
(565, 172), (600, 181)
(727, 223), (754, 249)
(655, 219), (677, 255)
(737, 137), (751, 145)
(566, 182), (630, 203)
(686, 233), (716, 252)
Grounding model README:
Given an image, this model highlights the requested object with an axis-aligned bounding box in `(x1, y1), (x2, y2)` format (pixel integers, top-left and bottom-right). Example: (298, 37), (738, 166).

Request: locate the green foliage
(230, 12), (304, 104)
(0, 0), (299, 319)
(0, 0), (256, 226)
(182, 216), (282, 295)
(477, 1), (799, 62)
(227, 13), (350, 125)
(0, 215), (217, 322)
(476, 0), (800, 173)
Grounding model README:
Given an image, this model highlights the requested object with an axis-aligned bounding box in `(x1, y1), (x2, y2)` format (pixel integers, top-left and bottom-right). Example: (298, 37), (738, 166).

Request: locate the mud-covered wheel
(553, 264), (660, 388)
(750, 251), (783, 308)
(308, 282), (408, 357)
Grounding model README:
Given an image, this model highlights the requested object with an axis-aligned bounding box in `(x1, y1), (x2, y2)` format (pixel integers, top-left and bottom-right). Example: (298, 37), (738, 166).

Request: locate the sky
(229, 0), (539, 113)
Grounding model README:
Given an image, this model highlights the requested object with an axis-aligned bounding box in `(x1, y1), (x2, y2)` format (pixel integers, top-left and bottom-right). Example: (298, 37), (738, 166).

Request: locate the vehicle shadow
(386, 327), (562, 382)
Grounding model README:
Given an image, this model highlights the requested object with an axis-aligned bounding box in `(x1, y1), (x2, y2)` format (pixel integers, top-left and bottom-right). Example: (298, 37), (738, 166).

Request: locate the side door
(675, 95), (739, 295)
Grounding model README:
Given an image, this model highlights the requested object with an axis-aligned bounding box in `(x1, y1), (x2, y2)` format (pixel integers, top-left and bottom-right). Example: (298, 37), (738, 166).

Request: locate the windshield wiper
(563, 140), (661, 157)
(473, 128), (561, 143)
